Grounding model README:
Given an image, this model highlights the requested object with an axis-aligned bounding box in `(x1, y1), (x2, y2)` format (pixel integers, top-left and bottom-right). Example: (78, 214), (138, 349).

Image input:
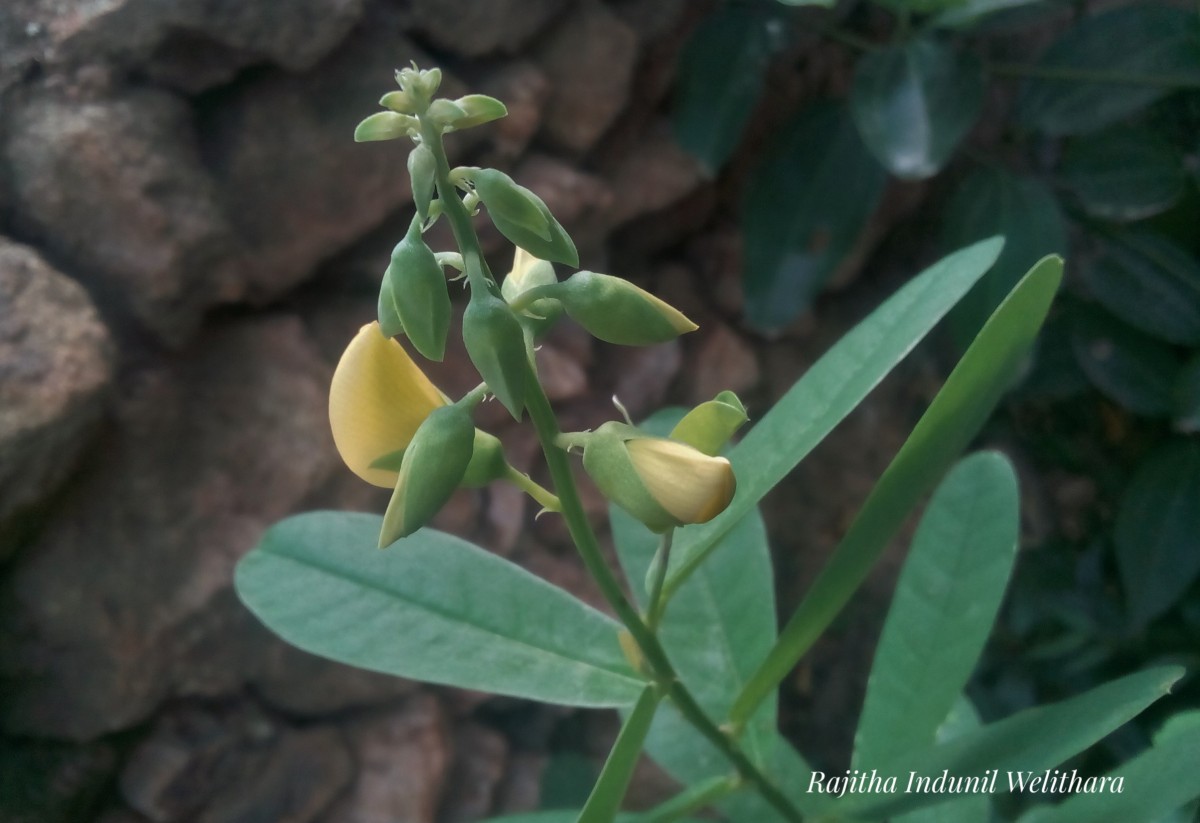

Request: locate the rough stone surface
(686, 322), (760, 403)
(0, 737), (118, 823)
(5, 90), (244, 344)
(601, 121), (704, 228)
(407, 0), (571, 58)
(119, 704), (351, 823)
(0, 316), (334, 740)
(534, 0), (640, 153)
(320, 694), (450, 823)
(439, 723), (509, 823)
(0, 239), (113, 533)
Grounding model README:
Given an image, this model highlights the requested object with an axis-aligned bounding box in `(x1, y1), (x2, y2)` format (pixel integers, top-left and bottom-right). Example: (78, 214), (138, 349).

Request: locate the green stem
(423, 119), (804, 823)
(643, 774), (740, 823)
(645, 530), (674, 632)
(987, 62), (1200, 88)
(503, 463), (562, 512)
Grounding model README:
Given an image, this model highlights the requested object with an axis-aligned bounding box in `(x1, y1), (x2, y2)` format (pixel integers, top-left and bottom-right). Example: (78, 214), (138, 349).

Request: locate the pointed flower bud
(329, 322), (447, 488)
(553, 271), (697, 346)
(463, 167), (579, 266)
(379, 90), (415, 114)
(379, 404), (475, 546)
(355, 111), (418, 142)
(463, 290), (529, 420)
(451, 94), (508, 129)
(426, 98), (468, 131)
(380, 216), (451, 361)
(581, 422), (736, 533)
(669, 391), (748, 456)
(395, 65), (441, 113)
(501, 247), (562, 333)
(408, 143), (436, 222)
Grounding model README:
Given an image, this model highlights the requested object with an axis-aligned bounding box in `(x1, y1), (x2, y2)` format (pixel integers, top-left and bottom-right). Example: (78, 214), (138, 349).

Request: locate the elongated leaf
(854, 451), (1019, 770)
(850, 38), (984, 180)
(642, 775), (735, 822)
(235, 512), (643, 707)
(941, 167), (1067, 347)
(1062, 127), (1186, 221)
(1071, 306), (1181, 416)
(931, 0), (1049, 30)
(895, 697), (991, 823)
(742, 102), (887, 331)
(1175, 353), (1200, 432)
(577, 686), (661, 823)
(673, 5), (783, 173)
(1114, 439), (1200, 627)
(1084, 232), (1200, 347)
(486, 815), (642, 823)
(835, 666), (1184, 820)
(1017, 5), (1200, 136)
(730, 256), (1062, 726)
(665, 238), (1005, 596)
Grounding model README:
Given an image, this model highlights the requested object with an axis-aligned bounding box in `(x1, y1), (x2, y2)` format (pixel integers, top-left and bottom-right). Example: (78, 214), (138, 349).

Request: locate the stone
(439, 723), (509, 823)
(493, 752), (546, 814)
(534, 1), (640, 153)
(601, 121), (704, 229)
(611, 340), (683, 419)
(476, 62), (551, 163)
(407, 0), (570, 58)
(119, 704), (351, 823)
(199, 24), (468, 305)
(0, 737), (117, 823)
(0, 316), (335, 740)
(320, 694), (450, 823)
(535, 343), (588, 402)
(0, 239), (113, 537)
(686, 322), (760, 403)
(5, 89), (243, 345)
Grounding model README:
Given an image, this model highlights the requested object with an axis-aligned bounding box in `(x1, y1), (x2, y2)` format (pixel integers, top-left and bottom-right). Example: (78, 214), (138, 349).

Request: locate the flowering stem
(503, 464), (562, 513)
(421, 116), (804, 823)
(645, 530), (673, 632)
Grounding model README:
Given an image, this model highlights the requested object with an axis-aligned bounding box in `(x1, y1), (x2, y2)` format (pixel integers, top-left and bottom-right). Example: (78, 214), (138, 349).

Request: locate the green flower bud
(461, 429), (509, 487)
(580, 422), (736, 533)
(463, 290), (529, 420)
(464, 167), (579, 267)
(379, 404), (475, 546)
(451, 94), (508, 129)
(554, 271), (697, 346)
(355, 111), (418, 142)
(380, 216), (451, 361)
(426, 98), (467, 131)
(408, 143), (436, 222)
(379, 90), (415, 114)
(395, 65), (441, 113)
(501, 247), (562, 335)
(669, 391), (748, 456)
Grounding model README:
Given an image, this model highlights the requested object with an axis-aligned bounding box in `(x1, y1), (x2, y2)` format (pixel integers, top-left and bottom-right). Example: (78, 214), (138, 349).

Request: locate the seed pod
(379, 404), (475, 546)
(554, 271), (697, 346)
(462, 290), (529, 420)
(382, 216), (451, 361)
(466, 167), (579, 266)
(408, 143), (436, 222)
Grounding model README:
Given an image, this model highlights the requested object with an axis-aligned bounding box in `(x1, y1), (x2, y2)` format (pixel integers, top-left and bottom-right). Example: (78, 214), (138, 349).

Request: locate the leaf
(742, 102), (888, 332)
(1174, 353), (1200, 432)
(730, 255), (1062, 726)
(1017, 5), (1200, 136)
(835, 666), (1184, 820)
(895, 698), (991, 823)
(1113, 439), (1200, 627)
(665, 237), (1005, 596)
(1083, 232), (1200, 347)
(1070, 306), (1181, 416)
(612, 408), (815, 821)
(853, 452), (1019, 770)
(941, 167), (1067, 347)
(931, 0), (1050, 30)
(1062, 126), (1186, 221)
(1019, 712), (1200, 823)
(850, 38), (985, 180)
(235, 512), (644, 707)
(577, 686), (661, 823)
(673, 4), (783, 173)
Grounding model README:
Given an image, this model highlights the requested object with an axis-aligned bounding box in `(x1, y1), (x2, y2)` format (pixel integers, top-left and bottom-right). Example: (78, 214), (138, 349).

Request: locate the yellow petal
(329, 322), (446, 488)
(625, 438), (736, 525)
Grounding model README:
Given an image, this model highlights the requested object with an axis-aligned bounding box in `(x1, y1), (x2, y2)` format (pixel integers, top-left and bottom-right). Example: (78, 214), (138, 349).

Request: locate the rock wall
(0, 1), (932, 820)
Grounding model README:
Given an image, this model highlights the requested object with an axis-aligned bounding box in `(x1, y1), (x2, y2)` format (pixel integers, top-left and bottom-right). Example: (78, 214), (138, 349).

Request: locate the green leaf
(896, 698), (991, 823)
(742, 102), (888, 332)
(850, 38), (985, 180)
(673, 4), (783, 173)
(1062, 126), (1186, 221)
(1017, 5), (1200, 136)
(1083, 232), (1200, 346)
(930, 0), (1049, 30)
(1114, 439), (1200, 627)
(854, 452), (1019, 770)
(730, 255), (1062, 726)
(836, 666), (1184, 820)
(486, 815), (643, 823)
(941, 167), (1067, 347)
(577, 686), (661, 823)
(1174, 353), (1200, 432)
(1071, 306), (1181, 416)
(235, 512), (644, 707)
(665, 237), (1005, 596)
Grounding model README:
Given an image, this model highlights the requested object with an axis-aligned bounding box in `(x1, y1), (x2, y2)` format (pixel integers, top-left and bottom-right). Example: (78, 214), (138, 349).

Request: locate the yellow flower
(329, 322), (445, 488)
(625, 437), (736, 525)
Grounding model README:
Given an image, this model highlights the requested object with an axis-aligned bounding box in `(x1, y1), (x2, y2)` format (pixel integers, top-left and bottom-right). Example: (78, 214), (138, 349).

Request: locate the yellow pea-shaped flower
(625, 438), (736, 526)
(329, 322), (446, 488)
